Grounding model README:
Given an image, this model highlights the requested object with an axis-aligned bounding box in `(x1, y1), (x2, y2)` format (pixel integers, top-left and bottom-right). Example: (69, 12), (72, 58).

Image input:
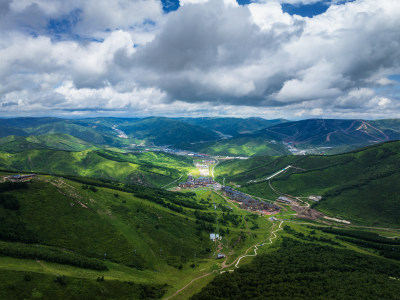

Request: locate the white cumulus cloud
(0, 0), (399, 119)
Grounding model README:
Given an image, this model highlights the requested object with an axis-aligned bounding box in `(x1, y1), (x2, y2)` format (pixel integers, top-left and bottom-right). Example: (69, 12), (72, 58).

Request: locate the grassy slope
(0, 175), (278, 299)
(254, 118), (400, 149)
(191, 237), (400, 300)
(0, 118), (132, 148)
(2, 117), (399, 155)
(26, 122), (130, 147)
(372, 119), (400, 140)
(215, 155), (298, 182)
(118, 117), (220, 147)
(1, 172), (399, 298)
(176, 117), (288, 136)
(0, 117), (220, 148)
(0, 134), (99, 153)
(0, 269), (165, 300)
(185, 137), (291, 157)
(0, 117), (61, 128)
(0, 149), (195, 187)
(0, 177), (212, 268)
(215, 141), (400, 227)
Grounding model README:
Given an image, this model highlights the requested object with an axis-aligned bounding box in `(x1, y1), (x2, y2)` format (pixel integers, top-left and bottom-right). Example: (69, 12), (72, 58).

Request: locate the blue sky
(161, 0), (326, 15)
(0, 0), (399, 119)
(36, 1), (341, 40)
(161, 0), (354, 16)
(281, 2), (329, 17)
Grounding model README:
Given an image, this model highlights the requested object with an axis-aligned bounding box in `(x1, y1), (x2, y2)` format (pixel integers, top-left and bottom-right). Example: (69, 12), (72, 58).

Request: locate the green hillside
(117, 117), (220, 147)
(192, 238), (400, 299)
(256, 118), (400, 149)
(0, 117), (62, 128)
(1, 117), (400, 298)
(176, 117), (288, 136)
(0, 149), (195, 187)
(0, 126), (27, 137)
(0, 173), (279, 299)
(72, 117), (140, 128)
(185, 136), (290, 156)
(0, 118), (132, 148)
(372, 119), (400, 139)
(0, 134), (99, 153)
(182, 118), (400, 156)
(216, 141), (400, 227)
(0, 155), (399, 298)
(0, 117), (221, 149)
(26, 122), (130, 147)
(1, 117), (400, 155)
(0, 270), (165, 300)
(0, 178), (211, 268)
(0, 176), (217, 298)
(215, 155), (296, 181)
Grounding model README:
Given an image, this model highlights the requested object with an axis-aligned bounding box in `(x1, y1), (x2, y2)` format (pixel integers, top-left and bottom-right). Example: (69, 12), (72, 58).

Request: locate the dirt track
(164, 220), (284, 299)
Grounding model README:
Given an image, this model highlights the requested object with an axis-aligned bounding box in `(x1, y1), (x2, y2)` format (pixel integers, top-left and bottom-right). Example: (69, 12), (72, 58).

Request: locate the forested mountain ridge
(0, 149), (195, 187)
(176, 117), (288, 136)
(216, 140), (400, 227)
(254, 118), (400, 148)
(1, 117), (400, 156)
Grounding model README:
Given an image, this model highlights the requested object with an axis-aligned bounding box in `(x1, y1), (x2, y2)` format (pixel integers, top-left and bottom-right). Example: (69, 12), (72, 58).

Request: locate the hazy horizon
(0, 115), (398, 122)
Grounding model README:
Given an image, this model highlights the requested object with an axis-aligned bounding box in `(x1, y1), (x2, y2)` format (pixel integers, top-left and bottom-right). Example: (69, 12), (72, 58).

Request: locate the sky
(0, 0), (399, 120)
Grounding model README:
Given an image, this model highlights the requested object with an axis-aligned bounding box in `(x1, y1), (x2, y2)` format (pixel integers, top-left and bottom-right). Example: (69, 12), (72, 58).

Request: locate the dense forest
(192, 238), (400, 299)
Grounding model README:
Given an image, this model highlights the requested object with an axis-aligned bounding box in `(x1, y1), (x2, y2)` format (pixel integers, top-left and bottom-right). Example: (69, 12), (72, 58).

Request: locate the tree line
(0, 241), (107, 271)
(191, 238), (400, 299)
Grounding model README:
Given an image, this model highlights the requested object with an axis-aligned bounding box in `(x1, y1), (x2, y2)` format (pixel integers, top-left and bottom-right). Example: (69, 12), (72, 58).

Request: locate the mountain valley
(0, 116), (399, 299)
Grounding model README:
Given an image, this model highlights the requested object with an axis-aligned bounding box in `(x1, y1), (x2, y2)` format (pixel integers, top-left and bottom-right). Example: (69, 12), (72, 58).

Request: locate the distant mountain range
(0, 117), (221, 149)
(0, 134), (98, 153)
(0, 117), (400, 156)
(176, 117), (288, 136)
(254, 119), (400, 147)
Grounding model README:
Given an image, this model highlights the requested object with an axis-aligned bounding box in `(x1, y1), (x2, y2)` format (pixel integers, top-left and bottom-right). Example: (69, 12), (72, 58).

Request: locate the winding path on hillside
(232, 220), (283, 269)
(163, 270), (218, 300)
(161, 174), (184, 189)
(163, 220), (284, 300)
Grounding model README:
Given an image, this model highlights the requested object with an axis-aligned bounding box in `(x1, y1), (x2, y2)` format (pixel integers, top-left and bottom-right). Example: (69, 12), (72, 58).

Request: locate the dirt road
(163, 220), (284, 299)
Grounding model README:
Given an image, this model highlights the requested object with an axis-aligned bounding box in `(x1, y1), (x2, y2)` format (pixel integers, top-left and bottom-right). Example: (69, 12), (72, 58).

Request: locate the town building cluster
(308, 195), (322, 202)
(4, 174), (37, 182)
(276, 196), (293, 204)
(221, 186), (280, 215)
(179, 175), (221, 190)
(195, 162), (210, 176)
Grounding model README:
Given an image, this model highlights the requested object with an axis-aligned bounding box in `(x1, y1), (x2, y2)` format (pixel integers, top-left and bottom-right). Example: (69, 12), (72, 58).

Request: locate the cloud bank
(0, 0), (399, 119)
